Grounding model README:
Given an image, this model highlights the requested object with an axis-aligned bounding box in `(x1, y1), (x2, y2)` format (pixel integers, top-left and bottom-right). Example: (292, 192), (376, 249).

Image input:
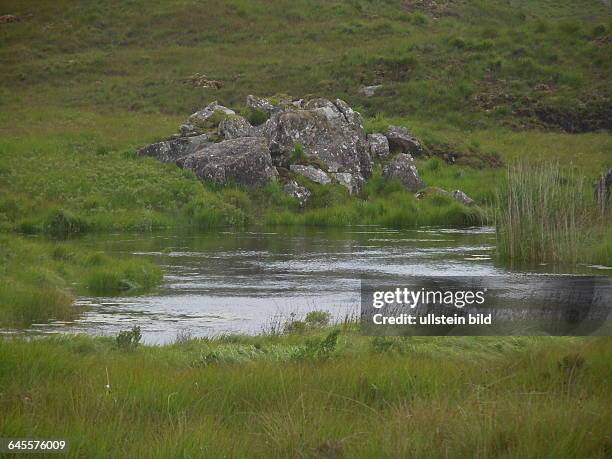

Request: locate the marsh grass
(0, 235), (163, 327)
(495, 161), (609, 265)
(0, 331), (609, 458)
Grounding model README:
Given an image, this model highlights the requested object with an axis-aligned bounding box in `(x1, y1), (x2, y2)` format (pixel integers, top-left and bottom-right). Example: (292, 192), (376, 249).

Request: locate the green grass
(0, 329), (610, 458)
(495, 161), (611, 266)
(0, 1), (610, 236)
(0, 235), (163, 327)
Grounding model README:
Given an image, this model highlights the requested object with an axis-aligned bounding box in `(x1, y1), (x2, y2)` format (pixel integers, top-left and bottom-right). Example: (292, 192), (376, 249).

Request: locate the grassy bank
(0, 329), (609, 458)
(0, 235), (162, 327)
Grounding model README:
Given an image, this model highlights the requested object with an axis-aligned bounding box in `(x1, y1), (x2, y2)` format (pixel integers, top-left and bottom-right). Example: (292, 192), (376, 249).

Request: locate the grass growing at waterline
(0, 329), (609, 458)
(0, 235), (163, 327)
(495, 161), (610, 266)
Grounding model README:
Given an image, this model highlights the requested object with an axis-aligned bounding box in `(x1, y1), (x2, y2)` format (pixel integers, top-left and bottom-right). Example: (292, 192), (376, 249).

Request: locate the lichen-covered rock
(385, 125), (423, 155)
(137, 134), (210, 163)
(289, 164), (331, 185)
(451, 190), (475, 206)
(383, 154), (424, 192)
(367, 133), (390, 159)
(188, 101), (235, 127)
(265, 97), (370, 194)
(218, 115), (259, 140)
(333, 172), (364, 195)
(283, 181), (311, 207)
(177, 137), (277, 188)
(179, 123), (203, 137)
(246, 95), (279, 114)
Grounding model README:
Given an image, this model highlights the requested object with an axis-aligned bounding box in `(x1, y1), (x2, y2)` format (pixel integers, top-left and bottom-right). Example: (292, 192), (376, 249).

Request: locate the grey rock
(289, 164), (332, 185)
(333, 172), (364, 195)
(246, 95), (278, 114)
(218, 115), (259, 140)
(451, 190), (475, 206)
(383, 154), (424, 192)
(367, 133), (390, 159)
(178, 137), (277, 188)
(188, 101), (235, 126)
(137, 134), (210, 163)
(385, 125), (423, 155)
(179, 123), (202, 137)
(359, 84), (382, 97)
(283, 181), (311, 207)
(265, 98), (371, 179)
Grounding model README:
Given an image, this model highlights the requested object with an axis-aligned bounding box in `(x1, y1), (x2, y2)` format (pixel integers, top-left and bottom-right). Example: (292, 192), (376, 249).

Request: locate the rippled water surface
(21, 226), (605, 343)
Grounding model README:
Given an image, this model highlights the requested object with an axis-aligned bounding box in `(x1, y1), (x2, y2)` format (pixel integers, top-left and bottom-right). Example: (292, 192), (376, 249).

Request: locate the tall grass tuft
(495, 161), (592, 264)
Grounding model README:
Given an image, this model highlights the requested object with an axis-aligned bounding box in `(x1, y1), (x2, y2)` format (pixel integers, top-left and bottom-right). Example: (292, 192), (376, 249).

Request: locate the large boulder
(137, 134), (210, 163)
(265, 98), (371, 188)
(189, 101), (235, 127)
(385, 125), (423, 155)
(178, 137), (277, 188)
(383, 154), (424, 192)
(367, 133), (390, 159)
(218, 115), (259, 140)
(289, 164), (331, 185)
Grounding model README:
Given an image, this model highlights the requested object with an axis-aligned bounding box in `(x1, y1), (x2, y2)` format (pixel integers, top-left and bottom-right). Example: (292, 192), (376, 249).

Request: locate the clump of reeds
(495, 161), (590, 264)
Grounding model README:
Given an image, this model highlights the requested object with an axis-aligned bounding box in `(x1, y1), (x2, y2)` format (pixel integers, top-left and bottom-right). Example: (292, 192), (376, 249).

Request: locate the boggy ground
(0, 324), (610, 458)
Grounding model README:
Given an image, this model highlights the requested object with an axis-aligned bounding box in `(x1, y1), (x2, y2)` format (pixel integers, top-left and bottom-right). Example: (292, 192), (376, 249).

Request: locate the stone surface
(218, 115), (259, 140)
(451, 189), (475, 206)
(283, 181), (311, 207)
(137, 134), (210, 163)
(367, 133), (390, 159)
(385, 125), (423, 155)
(289, 164), (332, 185)
(188, 101), (235, 126)
(265, 98), (370, 190)
(382, 154), (424, 192)
(246, 95), (278, 114)
(177, 137), (277, 188)
(333, 172), (364, 195)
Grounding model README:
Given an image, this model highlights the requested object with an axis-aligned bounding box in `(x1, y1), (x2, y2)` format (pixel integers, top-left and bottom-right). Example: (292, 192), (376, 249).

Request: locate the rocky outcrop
(284, 181), (311, 207)
(178, 137), (277, 188)
(265, 98), (371, 189)
(137, 96), (432, 195)
(383, 154), (424, 192)
(289, 164), (331, 185)
(367, 133), (390, 159)
(386, 125), (423, 155)
(138, 134), (210, 163)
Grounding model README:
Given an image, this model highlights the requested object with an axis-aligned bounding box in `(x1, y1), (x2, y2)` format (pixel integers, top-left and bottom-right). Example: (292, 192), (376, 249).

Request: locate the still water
(22, 226), (607, 343)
